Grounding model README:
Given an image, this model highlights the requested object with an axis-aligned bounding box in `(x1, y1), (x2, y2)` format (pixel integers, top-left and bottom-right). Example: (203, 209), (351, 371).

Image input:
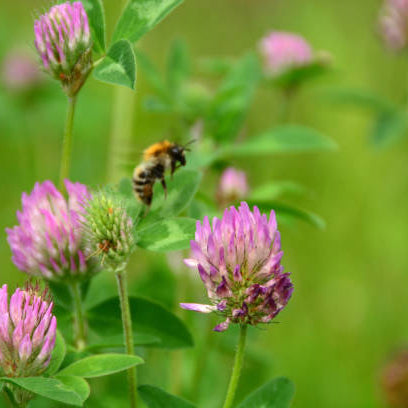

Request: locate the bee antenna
(183, 139), (196, 151)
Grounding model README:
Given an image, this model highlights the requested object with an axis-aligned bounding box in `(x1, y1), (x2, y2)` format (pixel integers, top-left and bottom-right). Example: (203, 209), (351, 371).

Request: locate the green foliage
(246, 200), (326, 230)
(55, 376), (91, 402)
(220, 125), (337, 157)
(325, 87), (408, 148)
(206, 53), (261, 143)
(371, 109), (408, 148)
(141, 169), (202, 223)
(249, 181), (307, 201)
(58, 354), (143, 378)
(270, 61), (330, 89)
(93, 40), (137, 89)
(139, 385), (196, 407)
(167, 39), (190, 95)
(44, 330), (66, 376)
(237, 377), (294, 408)
(82, 0), (106, 53)
(1, 377), (86, 406)
(136, 217), (197, 251)
(112, 0), (184, 43)
(87, 296), (194, 349)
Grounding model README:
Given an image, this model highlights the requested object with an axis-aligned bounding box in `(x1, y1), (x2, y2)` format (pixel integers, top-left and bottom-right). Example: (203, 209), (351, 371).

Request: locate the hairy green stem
(70, 281), (87, 350)
(115, 268), (137, 408)
(59, 96), (77, 190)
(222, 325), (248, 408)
(2, 387), (21, 408)
(106, 86), (135, 183)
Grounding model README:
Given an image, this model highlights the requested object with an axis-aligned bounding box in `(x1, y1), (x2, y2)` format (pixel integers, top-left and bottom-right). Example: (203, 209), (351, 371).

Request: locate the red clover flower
(34, 1), (93, 96)
(380, 0), (408, 51)
(0, 283), (56, 378)
(181, 202), (293, 332)
(6, 180), (98, 282)
(259, 31), (313, 76)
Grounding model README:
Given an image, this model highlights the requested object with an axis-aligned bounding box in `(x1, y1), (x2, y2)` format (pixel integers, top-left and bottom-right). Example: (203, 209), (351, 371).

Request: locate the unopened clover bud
(6, 180), (99, 282)
(34, 1), (93, 97)
(83, 192), (135, 271)
(0, 283), (56, 378)
(181, 202), (293, 332)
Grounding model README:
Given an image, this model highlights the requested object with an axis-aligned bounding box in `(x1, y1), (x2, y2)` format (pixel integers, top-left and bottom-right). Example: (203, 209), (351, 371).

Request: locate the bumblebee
(132, 140), (189, 206)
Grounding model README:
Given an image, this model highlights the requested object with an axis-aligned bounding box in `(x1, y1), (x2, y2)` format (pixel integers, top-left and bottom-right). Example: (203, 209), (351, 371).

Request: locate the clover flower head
(217, 167), (249, 206)
(259, 31), (313, 76)
(0, 283), (56, 378)
(1, 50), (42, 91)
(380, 0), (408, 51)
(83, 192), (135, 271)
(34, 1), (92, 96)
(382, 349), (408, 408)
(6, 180), (99, 282)
(181, 202), (293, 332)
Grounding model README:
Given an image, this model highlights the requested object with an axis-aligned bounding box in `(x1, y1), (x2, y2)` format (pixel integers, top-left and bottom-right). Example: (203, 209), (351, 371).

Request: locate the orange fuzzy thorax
(143, 140), (172, 161)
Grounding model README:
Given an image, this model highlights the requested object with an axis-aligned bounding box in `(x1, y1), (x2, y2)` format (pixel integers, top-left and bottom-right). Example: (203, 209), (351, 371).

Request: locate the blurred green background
(1, 0), (408, 407)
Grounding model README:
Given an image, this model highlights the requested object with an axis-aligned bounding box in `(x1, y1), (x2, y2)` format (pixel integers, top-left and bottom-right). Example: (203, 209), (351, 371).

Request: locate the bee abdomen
(132, 163), (157, 206)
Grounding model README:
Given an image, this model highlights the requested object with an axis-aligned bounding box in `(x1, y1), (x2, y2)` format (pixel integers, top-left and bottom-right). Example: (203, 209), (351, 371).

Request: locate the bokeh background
(1, 0), (408, 407)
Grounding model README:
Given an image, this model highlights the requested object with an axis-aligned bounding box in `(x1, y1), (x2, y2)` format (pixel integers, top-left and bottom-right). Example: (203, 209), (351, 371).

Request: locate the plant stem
(222, 325), (248, 408)
(106, 86), (135, 183)
(115, 268), (137, 408)
(59, 96), (77, 190)
(70, 281), (87, 350)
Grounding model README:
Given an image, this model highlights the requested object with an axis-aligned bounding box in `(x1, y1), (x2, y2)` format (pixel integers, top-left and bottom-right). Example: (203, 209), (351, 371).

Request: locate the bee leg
(161, 178), (168, 198)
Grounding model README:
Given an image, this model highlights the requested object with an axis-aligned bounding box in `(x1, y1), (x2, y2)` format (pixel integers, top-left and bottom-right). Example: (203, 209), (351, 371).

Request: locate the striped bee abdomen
(132, 161), (165, 206)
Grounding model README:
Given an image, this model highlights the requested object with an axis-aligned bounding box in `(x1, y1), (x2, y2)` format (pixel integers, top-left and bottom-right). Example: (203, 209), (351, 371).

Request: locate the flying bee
(132, 140), (192, 206)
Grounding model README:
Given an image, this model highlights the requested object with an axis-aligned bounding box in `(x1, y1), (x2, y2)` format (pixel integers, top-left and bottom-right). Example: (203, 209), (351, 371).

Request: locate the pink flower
(0, 283), (56, 377)
(380, 0), (408, 51)
(216, 167), (249, 205)
(6, 180), (98, 281)
(181, 202), (293, 332)
(34, 2), (93, 96)
(1, 50), (42, 91)
(259, 31), (313, 76)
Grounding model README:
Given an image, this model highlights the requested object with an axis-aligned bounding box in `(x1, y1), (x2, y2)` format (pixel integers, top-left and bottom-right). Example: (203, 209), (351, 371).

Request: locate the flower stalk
(59, 96), (77, 191)
(115, 267), (137, 408)
(222, 325), (248, 408)
(70, 281), (87, 350)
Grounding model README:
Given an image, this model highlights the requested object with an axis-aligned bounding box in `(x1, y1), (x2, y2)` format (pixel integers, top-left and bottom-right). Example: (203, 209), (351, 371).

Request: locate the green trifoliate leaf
(371, 109), (408, 148)
(0, 377), (85, 406)
(246, 200), (325, 230)
(87, 296), (193, 349)
(136, 217), (196, 251)
(139, 385), (196, 407)
(44, 330), (66, 376)
(206, 53), (261, 143)
(112, 0), (184, 44)
(220, 125), (337, 157)
(249, 181), (307, 201)
(167, 39), (190, 94)
(54, 376), (90, 402)
(93, 40), (136, 89)
(82, 0), (106, 53)
(138, 169), (202, 227)
(237, 377), (295, 408)
(58, 353), (143, 378)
